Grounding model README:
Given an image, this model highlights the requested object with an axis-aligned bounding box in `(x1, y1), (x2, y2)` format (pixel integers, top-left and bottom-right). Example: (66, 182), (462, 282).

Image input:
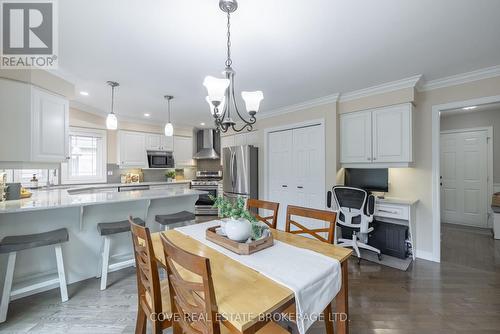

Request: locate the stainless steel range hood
(193, 129), (220, 160)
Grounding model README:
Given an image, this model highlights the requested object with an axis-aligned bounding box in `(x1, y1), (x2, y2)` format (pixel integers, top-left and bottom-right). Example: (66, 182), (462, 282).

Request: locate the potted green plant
(209, 195), (268, 241)
(165, 170), (176, 182)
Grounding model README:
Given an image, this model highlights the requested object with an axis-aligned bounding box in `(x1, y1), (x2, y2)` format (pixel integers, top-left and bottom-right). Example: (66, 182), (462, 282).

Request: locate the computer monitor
(344, 168), (388, 192)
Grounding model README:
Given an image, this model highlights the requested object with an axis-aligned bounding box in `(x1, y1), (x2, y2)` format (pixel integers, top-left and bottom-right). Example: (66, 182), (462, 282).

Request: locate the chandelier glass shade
(203, 0), (263, 133)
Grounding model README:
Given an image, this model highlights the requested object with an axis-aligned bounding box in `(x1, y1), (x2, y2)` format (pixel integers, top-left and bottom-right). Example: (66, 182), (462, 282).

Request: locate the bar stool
(0, 228), (69, 323)
(155, 211), (195, 231)
(96, 217), (145, 291)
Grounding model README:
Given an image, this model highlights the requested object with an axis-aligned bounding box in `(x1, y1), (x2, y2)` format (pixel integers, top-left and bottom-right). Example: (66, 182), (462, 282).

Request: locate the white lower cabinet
(117, 131), (147, 167)
(340, 103), (413, 167)
(0, 79), (69, 164)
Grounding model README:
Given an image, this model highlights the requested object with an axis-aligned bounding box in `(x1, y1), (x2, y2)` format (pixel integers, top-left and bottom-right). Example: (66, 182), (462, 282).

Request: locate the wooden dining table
(151, 228), (352, 334)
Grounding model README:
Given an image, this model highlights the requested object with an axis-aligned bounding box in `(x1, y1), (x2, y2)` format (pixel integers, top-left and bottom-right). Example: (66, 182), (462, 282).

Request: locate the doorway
(432, 96), (500, 262)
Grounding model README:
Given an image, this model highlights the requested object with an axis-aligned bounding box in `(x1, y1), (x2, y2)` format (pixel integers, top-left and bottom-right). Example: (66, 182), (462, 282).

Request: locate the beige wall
(338, 87), (415, 114)
(69, 108), (193, 164)
(441, 108), (500, 182)
(388, 76), (500, 258)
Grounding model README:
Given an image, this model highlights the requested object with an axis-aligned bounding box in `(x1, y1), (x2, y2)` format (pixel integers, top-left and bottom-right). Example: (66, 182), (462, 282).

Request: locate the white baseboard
(416, 250), (438, 262)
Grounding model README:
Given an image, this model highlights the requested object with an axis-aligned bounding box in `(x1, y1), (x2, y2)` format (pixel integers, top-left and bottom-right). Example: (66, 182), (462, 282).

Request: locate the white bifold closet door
(440, 130), (488, 227)
(268, 124), (325, 231)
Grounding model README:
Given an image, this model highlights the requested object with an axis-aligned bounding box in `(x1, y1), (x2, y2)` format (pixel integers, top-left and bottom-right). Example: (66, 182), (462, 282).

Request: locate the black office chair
(327, 186), (381, 262)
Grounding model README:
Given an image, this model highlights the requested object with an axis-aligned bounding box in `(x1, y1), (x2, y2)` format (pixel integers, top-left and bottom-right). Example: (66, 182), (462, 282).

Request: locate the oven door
(193, 186), (218, 215)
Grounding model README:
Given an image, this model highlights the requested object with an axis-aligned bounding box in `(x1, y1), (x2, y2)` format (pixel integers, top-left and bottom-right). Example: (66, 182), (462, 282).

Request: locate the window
(61, 127), (107, 184)
(1, 169), (58, 187)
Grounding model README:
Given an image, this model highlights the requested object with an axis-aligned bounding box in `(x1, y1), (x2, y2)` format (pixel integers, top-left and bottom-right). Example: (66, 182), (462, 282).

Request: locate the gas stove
(191, 171), (222, 216)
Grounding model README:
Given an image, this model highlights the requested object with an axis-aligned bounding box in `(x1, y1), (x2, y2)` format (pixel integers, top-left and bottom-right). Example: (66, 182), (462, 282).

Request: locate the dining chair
(285, 205), (337, 244)
(129, 217), (172, 334)
(284, 205), (338, 334)
(247, 199), (280, 229)
(160, 233), (289, 334)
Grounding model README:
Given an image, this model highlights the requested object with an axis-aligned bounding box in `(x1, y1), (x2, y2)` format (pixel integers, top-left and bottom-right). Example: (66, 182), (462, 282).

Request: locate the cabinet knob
(367, 157), (371, 161)
(373, 157), (377, 160)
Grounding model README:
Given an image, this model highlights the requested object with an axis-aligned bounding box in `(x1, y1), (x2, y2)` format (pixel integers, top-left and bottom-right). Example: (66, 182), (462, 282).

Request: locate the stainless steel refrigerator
(222, 145), (258, 201)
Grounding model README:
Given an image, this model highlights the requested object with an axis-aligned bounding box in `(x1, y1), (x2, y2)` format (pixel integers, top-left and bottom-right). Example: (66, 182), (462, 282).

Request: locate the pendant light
(106, 81), (119, 130)
(164, 95), (174, 137)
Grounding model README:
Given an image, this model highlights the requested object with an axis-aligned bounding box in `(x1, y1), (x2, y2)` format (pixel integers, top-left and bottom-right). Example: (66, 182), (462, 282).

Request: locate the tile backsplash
(196, 159), (222, 172)
(106, 164), (196, 183)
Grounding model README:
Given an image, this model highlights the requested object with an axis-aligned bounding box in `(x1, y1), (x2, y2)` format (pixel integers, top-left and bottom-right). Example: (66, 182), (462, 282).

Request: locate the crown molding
(339, 74), (423, 103)
(419, 65), (500, 92)
(260, 93), (339, 119)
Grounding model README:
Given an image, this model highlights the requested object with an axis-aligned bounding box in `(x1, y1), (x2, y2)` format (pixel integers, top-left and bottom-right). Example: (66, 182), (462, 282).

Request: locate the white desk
(374, 197), (419, 260)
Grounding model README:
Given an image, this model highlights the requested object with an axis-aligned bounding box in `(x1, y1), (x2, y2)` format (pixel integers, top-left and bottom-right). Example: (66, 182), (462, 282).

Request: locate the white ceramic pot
(225, 218), (252, 242)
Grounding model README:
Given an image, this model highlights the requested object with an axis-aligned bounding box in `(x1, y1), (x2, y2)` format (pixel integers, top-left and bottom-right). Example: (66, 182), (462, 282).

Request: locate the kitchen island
(0, 186), (204, 300)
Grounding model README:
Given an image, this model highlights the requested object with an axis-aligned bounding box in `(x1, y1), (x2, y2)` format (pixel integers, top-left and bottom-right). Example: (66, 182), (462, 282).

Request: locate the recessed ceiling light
(79, 91), (89, 96)
(200, 122), (206, 126)
(143, 113), (151, 117)
(462, 106), (477, 110)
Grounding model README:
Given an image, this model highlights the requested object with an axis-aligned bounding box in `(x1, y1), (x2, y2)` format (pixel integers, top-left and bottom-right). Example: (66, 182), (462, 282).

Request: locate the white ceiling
(55, 0), (500, 127)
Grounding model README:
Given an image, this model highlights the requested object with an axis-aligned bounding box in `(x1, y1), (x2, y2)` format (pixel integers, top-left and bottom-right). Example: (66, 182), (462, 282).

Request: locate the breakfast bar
(0, 187), (203, 300)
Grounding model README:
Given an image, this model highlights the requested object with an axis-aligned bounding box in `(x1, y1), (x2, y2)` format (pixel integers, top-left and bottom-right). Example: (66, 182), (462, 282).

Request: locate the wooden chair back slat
(129, 217), (163, 316)
(247, 199), (280, 229)
(285, 205), (337, 244)
(161, 234), (221, 334)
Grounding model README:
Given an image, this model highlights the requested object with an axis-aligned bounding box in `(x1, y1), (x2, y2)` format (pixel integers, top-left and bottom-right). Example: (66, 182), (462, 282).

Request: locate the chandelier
(203, 0), (263, 133)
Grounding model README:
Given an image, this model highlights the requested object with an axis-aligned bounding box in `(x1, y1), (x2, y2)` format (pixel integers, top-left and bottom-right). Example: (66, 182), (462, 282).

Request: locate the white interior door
(268, 130), (293, 230)
(440, 130), (488, 227)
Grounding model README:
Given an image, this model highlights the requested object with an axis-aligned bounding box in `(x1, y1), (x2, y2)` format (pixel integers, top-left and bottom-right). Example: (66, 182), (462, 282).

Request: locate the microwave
(147, 151), (175, 168)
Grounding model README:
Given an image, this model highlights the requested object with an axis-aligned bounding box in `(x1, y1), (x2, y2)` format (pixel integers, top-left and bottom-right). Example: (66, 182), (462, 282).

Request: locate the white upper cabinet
(0, 79), (69, 164)
(146, 133), (174, 151)
(340, 103), (413, 167)
(31, 87), (69, 162)
(174, 136), (194, 167)
(340, 110), (372, 163)
(372, 104), (412, 163)
(117, 130), (147, 167)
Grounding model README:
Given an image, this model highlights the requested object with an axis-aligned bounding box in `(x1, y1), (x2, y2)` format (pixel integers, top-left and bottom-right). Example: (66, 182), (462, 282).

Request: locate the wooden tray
(206, 226), (274, 255)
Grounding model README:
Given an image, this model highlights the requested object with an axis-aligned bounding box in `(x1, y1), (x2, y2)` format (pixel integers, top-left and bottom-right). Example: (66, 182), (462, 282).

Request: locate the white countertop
(0, 187), (204, 214)
(376, 197), (419, 206)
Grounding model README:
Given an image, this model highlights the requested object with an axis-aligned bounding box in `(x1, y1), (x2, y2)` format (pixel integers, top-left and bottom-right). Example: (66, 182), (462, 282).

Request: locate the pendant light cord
(167, 98), (171, 123)
(110, 85), (115, 115)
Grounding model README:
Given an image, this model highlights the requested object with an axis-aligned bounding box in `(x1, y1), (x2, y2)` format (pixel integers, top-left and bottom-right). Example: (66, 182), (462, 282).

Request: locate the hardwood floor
(0, 223), (499, 333)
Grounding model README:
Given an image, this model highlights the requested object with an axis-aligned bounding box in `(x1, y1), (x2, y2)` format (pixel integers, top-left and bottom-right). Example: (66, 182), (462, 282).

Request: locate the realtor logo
(1, 0), (58, 68)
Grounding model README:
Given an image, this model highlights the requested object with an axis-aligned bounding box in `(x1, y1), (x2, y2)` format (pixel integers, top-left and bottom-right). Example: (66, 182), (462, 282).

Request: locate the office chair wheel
(377, 253), (382, 261)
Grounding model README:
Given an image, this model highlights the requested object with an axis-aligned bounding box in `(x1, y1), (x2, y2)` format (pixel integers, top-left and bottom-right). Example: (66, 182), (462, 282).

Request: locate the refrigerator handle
(231, 151), (237, 189)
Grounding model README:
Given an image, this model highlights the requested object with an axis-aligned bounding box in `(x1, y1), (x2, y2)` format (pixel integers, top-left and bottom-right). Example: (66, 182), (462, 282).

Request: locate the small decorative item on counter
(120, 174), (127, 184)
(20, 187), (32, 199)
(5, 183), (21, 200)
(165, 170), (176, 182)
(0, 172), (6, 202)
(29, 174), (38, 189)
(492, 192), (500, 207)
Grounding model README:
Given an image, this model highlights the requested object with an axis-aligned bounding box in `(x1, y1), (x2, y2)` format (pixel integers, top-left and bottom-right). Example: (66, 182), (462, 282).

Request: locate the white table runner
(175, 221), (341, 334)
